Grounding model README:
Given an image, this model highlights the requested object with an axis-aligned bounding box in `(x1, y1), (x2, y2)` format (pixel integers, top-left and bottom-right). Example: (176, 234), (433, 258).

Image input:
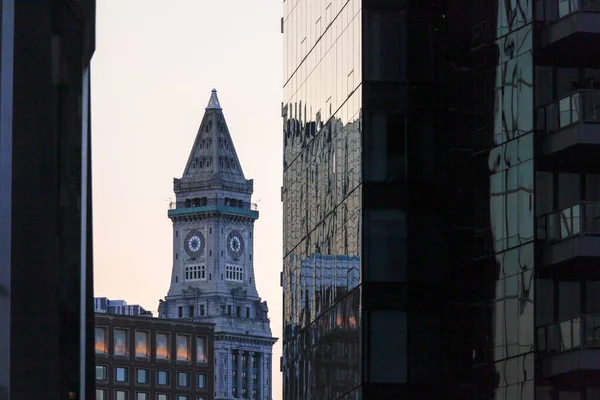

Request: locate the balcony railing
(168, 198), (258, 211)
(539, 0), (600, 21)
(537, 315), (600, 354)
(537, 90), (600, 136)
(537, 201), (600, 243)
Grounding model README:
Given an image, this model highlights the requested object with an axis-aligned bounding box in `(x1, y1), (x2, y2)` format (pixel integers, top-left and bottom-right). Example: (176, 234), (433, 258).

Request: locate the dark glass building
(0, 1), (96, 399)
(282, 0), (600, 399)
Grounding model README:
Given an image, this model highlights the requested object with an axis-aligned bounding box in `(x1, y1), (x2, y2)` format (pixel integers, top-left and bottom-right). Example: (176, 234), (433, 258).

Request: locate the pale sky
(91, 1), (283, 399)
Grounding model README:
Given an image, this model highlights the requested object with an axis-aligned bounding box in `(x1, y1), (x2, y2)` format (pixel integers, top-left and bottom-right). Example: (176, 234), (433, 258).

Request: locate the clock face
(183, 229), (205, 257)
(227, 230), (244, 258)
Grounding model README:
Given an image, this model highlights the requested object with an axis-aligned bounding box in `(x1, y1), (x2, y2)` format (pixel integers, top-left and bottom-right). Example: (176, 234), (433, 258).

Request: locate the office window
(136, 393), (149, 400)
(252, 389), (258, 398)
(96, 365), (107, 381)
(253, 373), (258, 384)
(197, 336), (207, 363)
(96, 389), (107, 400)
(135, 331), (150, 358)
(178, 372), (190, 388)
(114, 329), (129, 356)
(185, 265), (206, 281)
(157, 370), (170, 386)
(176, 334), (191, 361)
(157, 395), (170, 400)
(197, 373), (207, 389)
(156, 332), (171, 360)
(225, 265), (243, 282)
(136, 368), (150, 385)
(177, 396), (190, 400)
(115, 390), (128, 400)
(95, 327), (108, 354)
(115, 367), (129, 383)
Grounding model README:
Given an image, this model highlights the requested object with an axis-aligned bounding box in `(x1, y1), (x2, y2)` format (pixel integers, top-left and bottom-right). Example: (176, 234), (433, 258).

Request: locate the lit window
(177, 372), (190, 388)
(185, 265), (206, 281)
(225, 265), (243, 282)
(157, 370), (170, 386)
(114, 329), (129, 356)
(197, 397), (207, 400)
(176, 335), (191, 361)
(96, 389), (107, 400)
(136, 368), (149, 385)
(196, 336), (207, 363)
(136, 393), (149, 400)
(157, 395), (170, 400)
(156, 333), (170, 360)
(95, 365), (107, 381)
(197, 373), (207, 389)
(178, 396), (190, 400)
(95, 327), (108, 354)
(135, 331), (149, 358)
(115, 391), (128, 400)
(115, 367), (129, 383)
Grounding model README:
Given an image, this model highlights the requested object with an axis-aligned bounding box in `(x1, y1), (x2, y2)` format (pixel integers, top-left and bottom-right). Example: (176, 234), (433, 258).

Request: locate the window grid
(185, 265), (206, 281)
(225, 265), (243, 282)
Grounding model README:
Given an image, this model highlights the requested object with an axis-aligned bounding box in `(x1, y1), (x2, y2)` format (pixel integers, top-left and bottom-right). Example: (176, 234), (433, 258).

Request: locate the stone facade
(158, 90), (276, 400)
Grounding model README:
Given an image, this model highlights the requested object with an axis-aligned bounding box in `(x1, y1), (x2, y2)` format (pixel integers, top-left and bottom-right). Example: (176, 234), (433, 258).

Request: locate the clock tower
(158, 90), (276, 400)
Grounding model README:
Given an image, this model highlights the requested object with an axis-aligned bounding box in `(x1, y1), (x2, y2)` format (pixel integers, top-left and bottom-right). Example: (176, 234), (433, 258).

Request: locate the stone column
(247, 351), (254, 399)
(236, 349), (243, 397)
(255, 352), (262, 400)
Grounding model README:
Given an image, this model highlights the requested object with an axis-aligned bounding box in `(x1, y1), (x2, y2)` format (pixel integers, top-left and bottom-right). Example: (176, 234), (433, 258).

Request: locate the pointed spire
(206, 88), (222, 110)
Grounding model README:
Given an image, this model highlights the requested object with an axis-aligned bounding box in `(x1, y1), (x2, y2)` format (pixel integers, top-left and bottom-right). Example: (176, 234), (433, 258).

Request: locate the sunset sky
(91, 1), (283, 398)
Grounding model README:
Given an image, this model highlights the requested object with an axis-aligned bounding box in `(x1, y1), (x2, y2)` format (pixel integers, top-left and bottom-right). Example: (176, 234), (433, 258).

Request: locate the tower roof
(178, 89), (250, 192)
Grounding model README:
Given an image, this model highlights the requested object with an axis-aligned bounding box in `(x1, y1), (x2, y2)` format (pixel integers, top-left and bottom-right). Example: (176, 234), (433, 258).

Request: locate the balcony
(538, 0), (600, 53)
(537, 90), (600, 159)
(168, 198), (259, 220)
(536, 315), (600, 378)
(537, 202), (600, 266)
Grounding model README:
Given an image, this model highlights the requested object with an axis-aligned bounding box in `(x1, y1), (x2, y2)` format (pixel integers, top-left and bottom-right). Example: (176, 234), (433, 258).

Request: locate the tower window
(227, 305), (231, 316)
(236, 306), (241, 317)
(246, 307), (250, 318)
(249, 254), (252, 261)
(175, 253), (178, 260)
(225, 265), (243, 282)
(199, 160), (203, 168)
(209, 228), (212, 234)
(185, 265), (206, 281)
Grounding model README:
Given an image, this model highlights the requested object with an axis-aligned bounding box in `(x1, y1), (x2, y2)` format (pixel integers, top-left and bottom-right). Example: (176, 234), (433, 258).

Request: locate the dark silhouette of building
(0, 1), (96, 399)
(94, 313), (215, 400)
(282, 0), (600, 399)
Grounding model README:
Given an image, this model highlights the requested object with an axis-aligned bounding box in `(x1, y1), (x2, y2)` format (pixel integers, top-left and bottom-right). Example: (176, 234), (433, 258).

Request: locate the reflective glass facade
(283, 0), (600, 399)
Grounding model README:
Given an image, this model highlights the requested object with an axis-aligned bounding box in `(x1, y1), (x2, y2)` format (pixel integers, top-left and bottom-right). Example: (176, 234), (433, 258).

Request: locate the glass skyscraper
(282, 0), (600, 399)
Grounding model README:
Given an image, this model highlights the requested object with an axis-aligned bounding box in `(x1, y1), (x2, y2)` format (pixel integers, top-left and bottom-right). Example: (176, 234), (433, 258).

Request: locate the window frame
(156, 332), (171, 361)
(176, 334), (191, 362)
(196, 336), (207, 364)
(197, 373), (207, 389)
(177, 371), (191, 388)
(115, 389), (129, 400)
(135, 330), (150, 359)
(136, 368), (150, 385)
(157, 370), (170, 387)
(115, 366), (129, 384)
(114, 328), (130, 357)
(95, 326), (109, 355)
(95, 365), (107, 381)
